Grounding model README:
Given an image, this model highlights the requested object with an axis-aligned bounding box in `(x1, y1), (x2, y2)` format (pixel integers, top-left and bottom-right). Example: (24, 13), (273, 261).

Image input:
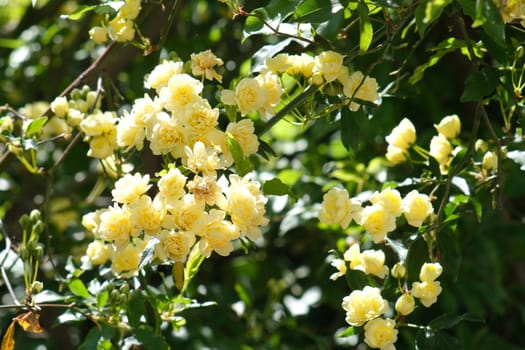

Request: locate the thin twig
(0, 220), (21, 305)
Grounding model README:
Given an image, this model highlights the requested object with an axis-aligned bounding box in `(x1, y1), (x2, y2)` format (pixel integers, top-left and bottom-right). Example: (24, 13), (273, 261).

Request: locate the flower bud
(395, 293), (415, 315)
(110, 289), (120, 302)
(434, 114), (461, 139)
(89, 26), (108, 45)
(119, 293), (128, 304)
(119, 283), (130, 295)
(482, 151), (497, 172)
(419, 262), (442, 282)
(475, 139), (488, 153)
(385, 118), (416, 149)
(34, 245), (44, 260)
(31, 281), (44, 294)
(30, 209), (41, 223)
(50, 97), (69, 118)
(19, 214), (31, 229)
(391, 263), (406, 279)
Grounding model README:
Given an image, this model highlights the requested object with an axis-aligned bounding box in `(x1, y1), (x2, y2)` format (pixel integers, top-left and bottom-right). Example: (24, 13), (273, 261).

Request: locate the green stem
(256, 84), (320, 137)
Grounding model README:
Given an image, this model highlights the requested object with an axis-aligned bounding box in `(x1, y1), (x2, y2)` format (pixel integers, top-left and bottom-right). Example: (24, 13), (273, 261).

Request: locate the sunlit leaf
(263, 177), (291, 196)
(173, 261), (184, 290)
(1, 321), (15, 350)
(358, 2), (373, 52)
(25, 117), (48, 138)
(68, 279), (91, 299)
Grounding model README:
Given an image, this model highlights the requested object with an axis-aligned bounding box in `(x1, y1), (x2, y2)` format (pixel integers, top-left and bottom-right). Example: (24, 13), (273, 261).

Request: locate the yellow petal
(1, 321), (15, 350)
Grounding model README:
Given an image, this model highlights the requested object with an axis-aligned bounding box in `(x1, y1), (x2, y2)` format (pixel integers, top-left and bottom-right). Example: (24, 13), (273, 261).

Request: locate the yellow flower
(359, 204), (396, 243)
(370, 188), (403, 217)
(159, 73), (203, 112)
(342, 71), (379, 111)
(184, 141), (222, 175)
(88, 133), (117, 159)
(419, 262), (442, 282)
(108, 16), (135, 42)
(146, 112), (186, 157)
(145, 60), (184, 90)
(385, 145), (408, 165)
(482, 151), (498, 172)
(130, 94), (162, 127)
(158, 167), (187, 200)
(385, 118), (416, 149)
(129, 195), (164, 235)
(255, 71), (283, 118)
(50, 97), (69, 118)
(227, 174), (268, 241)
(329, 258), (347, 280)
(110, 240), (146, 276)
(80, 111), (117, 137)
(221, 77), (265, 116)
(156, 229), (195, 262)
(112, 173), (151, 204)
(190, 49), (224, 82)
(343, 244), (388, 279)
(187, 175), (226, 208)
(180, 99), (219, 135)
(429, 134), (452, 165)
(170, 194), (205, 231)
(342, 286), (389, 326)
(265, 53), (291, 73)
(86, 240), (110, 265)
(195, 209), (239, 258)
(395, 293), (415, 316)
(402, 190), (433, 227)
(315, 50), (344, 83)
(319, 187), (361, 229)
(119, 0), (141, 20)
(286, 53), (315, 77)
(364, 318), (398, 350)
(89, 26), (108, 44)
(116, 111), (145, 151)
(226, 119), (259, 156)
(411, 280), (442, 307)
(434, 114), (461, 139)
(97, 204), (134, 246)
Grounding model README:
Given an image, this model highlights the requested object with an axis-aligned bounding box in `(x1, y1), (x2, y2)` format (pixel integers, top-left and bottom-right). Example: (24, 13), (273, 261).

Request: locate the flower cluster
(385, 118), (416, 164)
(430, 114), (461, 173)
(319, 187), (434, 243)
(222, 50), (379, 118)
(89, 0), (142, 43)
(80, 51), (270, 277)
(319, 184), (443, 349)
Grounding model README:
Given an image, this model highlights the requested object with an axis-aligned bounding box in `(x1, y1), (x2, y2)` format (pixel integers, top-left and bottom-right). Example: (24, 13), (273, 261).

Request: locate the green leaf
(406, 235), (429, 281)
(263, 177), (291, 196)
(135, 326), (169, 350)
(316, 8), (344, 40)
(68, 279), (91, 299)
(61, 5), (97, 20)
(415, 0), (452, 37)
(476, 0), (505, 43)
(97, 290), (109, 309)
(437, 230), (461, 281)
(345, 266), (370, 290)
(25, 117), (48, 138)
(293, 0), (333, 23)
(127, 291), (146, 327)
(416, 329), (460, 350)
(340, 107), (365, 158)
(429, 313), (484, 330)
(337, 326), (355, 337)
(358, 2), (373, 52)
(460, 67), (499, 102)
(227, 136), (253, 176)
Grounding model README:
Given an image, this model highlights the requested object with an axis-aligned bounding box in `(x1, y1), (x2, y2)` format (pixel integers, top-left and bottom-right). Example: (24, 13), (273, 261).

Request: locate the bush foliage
(1, 0), (525, 349)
